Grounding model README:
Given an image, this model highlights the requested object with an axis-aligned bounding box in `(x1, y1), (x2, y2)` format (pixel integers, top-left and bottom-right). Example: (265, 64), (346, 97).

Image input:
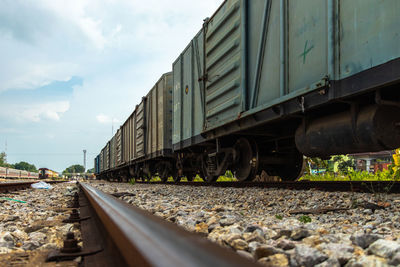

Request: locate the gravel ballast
(0, 182), (80, 265)
(90, 181), (400, 267)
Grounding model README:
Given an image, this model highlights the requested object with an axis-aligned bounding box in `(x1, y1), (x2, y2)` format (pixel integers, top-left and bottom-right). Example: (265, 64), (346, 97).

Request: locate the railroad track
(0, 180), (65, 193)
(47, 182), (259, 266)
(133, 180), (400, 193)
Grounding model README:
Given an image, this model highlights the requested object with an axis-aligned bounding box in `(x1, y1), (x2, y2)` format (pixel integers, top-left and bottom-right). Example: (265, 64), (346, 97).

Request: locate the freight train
(0, 167), (39, 179)
(95, 0), (400, 182)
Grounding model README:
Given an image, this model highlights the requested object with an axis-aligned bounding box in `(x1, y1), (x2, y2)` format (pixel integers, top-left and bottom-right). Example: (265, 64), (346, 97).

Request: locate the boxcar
(97, 73), (175, 181)
(123, 110), (136, 163)
(110, 135), (116, 169)
(100, 147), (105, 173)
(116, 128), (123, 166)
(172, 0), (400, 181)
(105, 142), (110, 171)
(126, 72), (174, 180)
(145, 72), (173, 158)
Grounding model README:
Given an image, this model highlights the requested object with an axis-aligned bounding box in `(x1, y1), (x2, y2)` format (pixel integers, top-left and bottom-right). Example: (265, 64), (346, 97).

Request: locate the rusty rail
(0, 180), (64, 193)
(134, 180), (400, 193)
(78, 182), (258, 267)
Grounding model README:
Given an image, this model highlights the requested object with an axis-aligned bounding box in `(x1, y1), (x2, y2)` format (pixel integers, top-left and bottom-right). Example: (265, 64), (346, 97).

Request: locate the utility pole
(83, 150), (87, 172)
(112, 118), (114, 136)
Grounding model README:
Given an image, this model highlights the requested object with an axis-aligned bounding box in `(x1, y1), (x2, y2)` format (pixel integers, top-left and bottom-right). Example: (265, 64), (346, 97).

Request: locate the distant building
(349, 151), (394, 173)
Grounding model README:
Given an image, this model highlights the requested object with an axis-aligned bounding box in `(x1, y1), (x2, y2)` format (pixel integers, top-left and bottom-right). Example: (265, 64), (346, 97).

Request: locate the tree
(13, 161), (37, 172)
(0, 152), (13, 168)
(0, 152), (6, 166)
(63, 164), (85, 175)
(87, 168), (95, 174)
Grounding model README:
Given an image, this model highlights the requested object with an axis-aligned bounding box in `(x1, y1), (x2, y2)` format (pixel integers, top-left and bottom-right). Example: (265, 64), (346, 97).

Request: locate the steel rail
(133, 180), (400, 193)
(0, 180), (64, 193)
(79, 182), (259, 267)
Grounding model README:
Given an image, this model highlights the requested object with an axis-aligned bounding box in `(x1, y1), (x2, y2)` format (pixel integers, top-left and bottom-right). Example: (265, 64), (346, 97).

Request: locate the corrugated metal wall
(146, 73), (173, 156)
(135, 100), (146, 158)
(116, 129), (123, 166)
(205, 0), (244, 129)
(172, 31), (205, 147)
(201, 0), (400, 131)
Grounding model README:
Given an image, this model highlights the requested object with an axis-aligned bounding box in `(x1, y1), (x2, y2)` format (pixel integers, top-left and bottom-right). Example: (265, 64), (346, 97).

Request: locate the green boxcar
(172, 31), (206, 150)
(202, 0), (400, 132)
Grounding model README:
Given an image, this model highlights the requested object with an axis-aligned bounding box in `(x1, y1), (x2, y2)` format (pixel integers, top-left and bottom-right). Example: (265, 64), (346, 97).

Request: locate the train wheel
(232, 138), (259, 181)
(201, 158), (219, 182)
(276, 150), (304, 181)
(156, 161), (171, 182)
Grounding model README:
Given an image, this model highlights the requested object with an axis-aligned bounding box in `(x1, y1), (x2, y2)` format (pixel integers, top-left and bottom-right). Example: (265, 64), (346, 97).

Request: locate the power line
(83, 150), (87, 172)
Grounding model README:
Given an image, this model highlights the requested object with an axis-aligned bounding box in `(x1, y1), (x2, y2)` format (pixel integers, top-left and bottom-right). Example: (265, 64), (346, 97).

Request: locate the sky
(0, 0), (223, 172)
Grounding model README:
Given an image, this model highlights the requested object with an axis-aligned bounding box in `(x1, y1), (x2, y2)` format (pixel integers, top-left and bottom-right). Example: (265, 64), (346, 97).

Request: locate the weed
(298, 215), (312, 223)
(193, 175), (204, 182)
(275, 214), (283, 220)
(299, 169), (399, 182)
(216, 176), (238, 182)
(149, 176), (161, 182)
(128, 178), (135, 185)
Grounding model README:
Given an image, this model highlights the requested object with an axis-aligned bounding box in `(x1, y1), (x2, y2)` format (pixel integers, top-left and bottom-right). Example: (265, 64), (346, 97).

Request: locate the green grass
(298, 215), (312, 223)
(216, 176), (238, 182)
(299, 168), (400, 182)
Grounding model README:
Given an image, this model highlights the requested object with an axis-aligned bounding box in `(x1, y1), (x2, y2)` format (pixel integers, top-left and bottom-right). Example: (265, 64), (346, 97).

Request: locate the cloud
(0, 101), (70, 122)
(0, 62), (78, 92)
(96, 114), (111, 124)
(96, 114), (120, 125)
(21, 101), (70, 122)
(0, 0), (224, 171)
